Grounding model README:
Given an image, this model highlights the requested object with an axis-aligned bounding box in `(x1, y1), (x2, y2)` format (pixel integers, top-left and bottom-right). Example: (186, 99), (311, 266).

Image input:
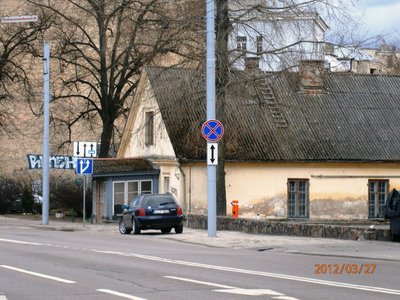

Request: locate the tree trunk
(215, 0), (229, 216)
(99, 117), (114, 158)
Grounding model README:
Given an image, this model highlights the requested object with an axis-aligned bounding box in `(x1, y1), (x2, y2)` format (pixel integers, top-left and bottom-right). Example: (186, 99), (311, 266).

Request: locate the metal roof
(145, 66), (400, 162)
(93, 158), (158, 177)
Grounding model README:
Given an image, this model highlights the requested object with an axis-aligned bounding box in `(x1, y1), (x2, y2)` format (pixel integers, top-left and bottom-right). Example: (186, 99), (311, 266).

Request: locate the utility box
(231, 200), (239, 218)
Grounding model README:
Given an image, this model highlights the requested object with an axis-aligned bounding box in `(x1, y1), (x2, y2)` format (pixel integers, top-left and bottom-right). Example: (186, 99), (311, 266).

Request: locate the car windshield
(143, 196), (176, 207)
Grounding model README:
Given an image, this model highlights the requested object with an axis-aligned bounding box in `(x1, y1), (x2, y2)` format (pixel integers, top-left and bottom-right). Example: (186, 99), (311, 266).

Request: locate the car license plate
(153, 209), (169, 214)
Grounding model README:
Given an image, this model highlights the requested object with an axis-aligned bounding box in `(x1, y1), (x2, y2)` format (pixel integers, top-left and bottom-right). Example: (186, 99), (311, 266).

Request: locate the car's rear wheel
(161, 228), (172, 234)
(119, 220), (131, 234)
(132, 218), (141, 234)
(174, 224), (183, 234)
(392, 234), (400, 242)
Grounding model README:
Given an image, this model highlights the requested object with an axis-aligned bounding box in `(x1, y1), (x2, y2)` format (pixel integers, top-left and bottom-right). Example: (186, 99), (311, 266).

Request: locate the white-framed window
(236, 36), (247, 51)
(113, 180), (153, 215)
(127, 181), (139, 201)
(288, 179), (309, 218)
(140, 180), (152, 194)
(113, 182), (125, 209)
(368, 180), (388, 219)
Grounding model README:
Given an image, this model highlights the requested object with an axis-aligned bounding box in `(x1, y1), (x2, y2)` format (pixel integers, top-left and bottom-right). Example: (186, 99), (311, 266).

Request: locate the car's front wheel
(119, 219), (131, 234)
(174, 224), (183, 234)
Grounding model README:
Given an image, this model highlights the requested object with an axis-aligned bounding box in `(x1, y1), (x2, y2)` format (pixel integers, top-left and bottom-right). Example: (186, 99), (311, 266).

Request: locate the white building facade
(228, 1), (328, 71)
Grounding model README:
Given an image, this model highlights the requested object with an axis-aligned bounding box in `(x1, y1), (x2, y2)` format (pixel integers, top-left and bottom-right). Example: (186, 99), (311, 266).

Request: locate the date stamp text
(314, 263), (376, 275)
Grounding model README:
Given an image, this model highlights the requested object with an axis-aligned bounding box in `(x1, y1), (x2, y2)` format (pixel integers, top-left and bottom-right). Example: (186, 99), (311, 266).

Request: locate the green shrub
(21, 188), (35, 213)
(0, 177), (22, 214)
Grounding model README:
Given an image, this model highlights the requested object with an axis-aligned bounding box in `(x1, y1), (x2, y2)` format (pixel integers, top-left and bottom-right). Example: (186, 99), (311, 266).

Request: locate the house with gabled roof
(117, 61), (400, 221)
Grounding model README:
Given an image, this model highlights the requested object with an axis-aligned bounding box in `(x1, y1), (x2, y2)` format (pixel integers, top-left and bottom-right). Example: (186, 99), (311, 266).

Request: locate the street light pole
(42, 43), (50, 225)
(206, 0), (217, 237)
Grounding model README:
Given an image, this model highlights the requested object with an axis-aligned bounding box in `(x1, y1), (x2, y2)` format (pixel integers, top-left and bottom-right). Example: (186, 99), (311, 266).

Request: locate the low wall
(186, 215), (391, 241)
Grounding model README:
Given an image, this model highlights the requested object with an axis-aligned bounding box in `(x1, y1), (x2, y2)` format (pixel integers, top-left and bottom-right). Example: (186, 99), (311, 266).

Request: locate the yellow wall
(179, 162), (400, 220)
(122, 76), (176, 159)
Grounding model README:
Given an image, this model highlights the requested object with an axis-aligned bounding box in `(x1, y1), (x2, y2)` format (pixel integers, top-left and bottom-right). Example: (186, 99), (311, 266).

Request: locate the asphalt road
(0, 221), (400, 300)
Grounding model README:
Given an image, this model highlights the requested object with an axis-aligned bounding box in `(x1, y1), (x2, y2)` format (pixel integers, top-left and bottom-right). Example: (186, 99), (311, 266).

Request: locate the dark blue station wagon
(119, 194), (184, 235)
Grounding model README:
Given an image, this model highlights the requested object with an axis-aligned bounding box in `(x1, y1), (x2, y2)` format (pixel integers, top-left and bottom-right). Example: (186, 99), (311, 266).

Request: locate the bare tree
(215, 0), (229, 216)
(0, 7), (51, 134)
(27, 0), (203, 157)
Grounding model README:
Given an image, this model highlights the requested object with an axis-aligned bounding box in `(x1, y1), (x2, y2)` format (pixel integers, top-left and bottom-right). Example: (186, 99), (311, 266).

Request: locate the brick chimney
(299, 60), (325, 93)
(245, 57), (260, 73)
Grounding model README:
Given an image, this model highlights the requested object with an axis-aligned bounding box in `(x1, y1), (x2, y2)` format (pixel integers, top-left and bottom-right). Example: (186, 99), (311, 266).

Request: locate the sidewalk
(1, 215), (400, 262)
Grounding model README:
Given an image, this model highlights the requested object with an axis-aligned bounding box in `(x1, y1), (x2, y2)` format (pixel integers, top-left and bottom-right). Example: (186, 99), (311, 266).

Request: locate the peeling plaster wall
(156, 162), (181, 198)
(182, 165), (208, 215)
(309, 176), (369, 219)
(310, 198), (366, 219)
(181, 162), (400, 220)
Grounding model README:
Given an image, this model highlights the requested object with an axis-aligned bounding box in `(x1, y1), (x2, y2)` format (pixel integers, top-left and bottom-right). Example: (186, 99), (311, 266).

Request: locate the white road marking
(0, 265), (75, 284)
(0, 296), (7, 300)
(164, 276), (235, 289)
(215, 288), (285, 296)
(97, 289), (147, 300)
(0, 238), (43, 246)
(0, 238), (69, 250)
(165, 276), (296, 298)
(2, 237), (400, 296)
(92, 250), (400, 296)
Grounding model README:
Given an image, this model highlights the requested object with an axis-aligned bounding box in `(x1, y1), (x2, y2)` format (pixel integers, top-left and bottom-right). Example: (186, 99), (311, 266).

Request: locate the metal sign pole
(83, 175), (86, 227)
(42, 43), (50, 225)
(206, 0), (216, 237)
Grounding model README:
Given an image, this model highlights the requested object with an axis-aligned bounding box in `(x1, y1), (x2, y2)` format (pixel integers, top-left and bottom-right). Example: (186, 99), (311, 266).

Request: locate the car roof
(132, 193), (175, 201)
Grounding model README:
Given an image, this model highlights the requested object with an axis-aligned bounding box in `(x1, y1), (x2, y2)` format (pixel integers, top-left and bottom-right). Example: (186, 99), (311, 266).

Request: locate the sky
(352, 0), (400, 45)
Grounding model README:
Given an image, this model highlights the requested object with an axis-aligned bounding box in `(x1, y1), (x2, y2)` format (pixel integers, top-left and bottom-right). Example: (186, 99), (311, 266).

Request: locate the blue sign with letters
(76, 158), (93, 175)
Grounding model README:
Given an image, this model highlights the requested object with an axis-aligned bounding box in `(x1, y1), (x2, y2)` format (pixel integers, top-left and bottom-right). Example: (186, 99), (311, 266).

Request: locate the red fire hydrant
(231, 200), (239, 218)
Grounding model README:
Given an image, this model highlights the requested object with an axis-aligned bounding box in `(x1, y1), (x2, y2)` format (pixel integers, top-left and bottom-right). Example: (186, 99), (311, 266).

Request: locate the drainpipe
(178, 165), (187, 216)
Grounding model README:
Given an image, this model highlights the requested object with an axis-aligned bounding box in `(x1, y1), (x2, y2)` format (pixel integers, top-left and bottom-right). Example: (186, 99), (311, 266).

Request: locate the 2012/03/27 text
(314, 263), (376, 275)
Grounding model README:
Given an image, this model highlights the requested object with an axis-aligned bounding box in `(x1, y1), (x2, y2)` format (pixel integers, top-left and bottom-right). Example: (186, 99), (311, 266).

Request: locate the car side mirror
(122, 205), (129, 212)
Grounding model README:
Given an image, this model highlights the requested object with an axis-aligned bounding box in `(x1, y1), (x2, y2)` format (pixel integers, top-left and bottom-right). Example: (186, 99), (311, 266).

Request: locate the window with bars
(236, 36), (247, 51)
(256, 36), (263, 56)
(145, 111), (154, 146)
(368, 180), (388, 219)
(288, 179), (309, 218)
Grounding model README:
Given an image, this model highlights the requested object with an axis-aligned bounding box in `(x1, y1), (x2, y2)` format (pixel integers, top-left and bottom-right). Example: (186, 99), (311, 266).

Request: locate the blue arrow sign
(202, 119), (224, 142)
(76, 158), (93, 176)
